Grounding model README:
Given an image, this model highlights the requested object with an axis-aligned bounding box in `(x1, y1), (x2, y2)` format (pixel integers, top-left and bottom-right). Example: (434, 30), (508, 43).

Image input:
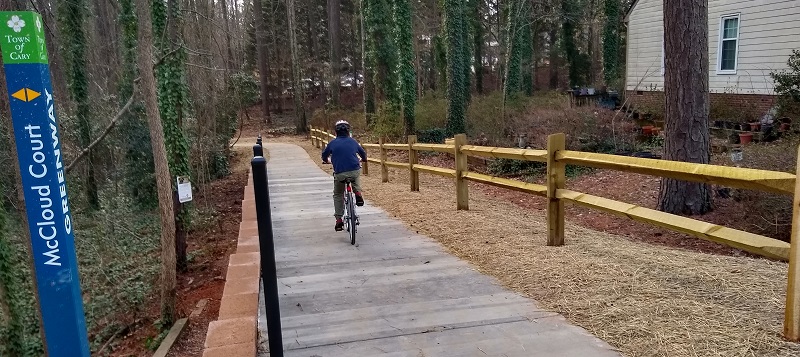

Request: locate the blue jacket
(322, 136), (367, 173)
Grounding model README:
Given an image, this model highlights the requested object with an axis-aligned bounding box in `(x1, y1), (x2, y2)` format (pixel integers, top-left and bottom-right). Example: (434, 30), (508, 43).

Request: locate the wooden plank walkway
(257, 143), (621, 357)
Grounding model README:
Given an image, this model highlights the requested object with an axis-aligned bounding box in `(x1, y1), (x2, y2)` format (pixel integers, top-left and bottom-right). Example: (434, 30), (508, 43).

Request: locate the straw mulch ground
(275, 136), (800, 357)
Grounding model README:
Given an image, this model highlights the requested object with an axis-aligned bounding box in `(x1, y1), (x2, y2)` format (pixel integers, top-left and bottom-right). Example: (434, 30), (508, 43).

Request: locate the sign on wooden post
(408, 135), (419, 191)
(547, 133), (566, 246)
(454, 134), (469, 210)
(0, 11), (90, 356)
(785, 144), (800, 341)
(379, 136), (388, 183)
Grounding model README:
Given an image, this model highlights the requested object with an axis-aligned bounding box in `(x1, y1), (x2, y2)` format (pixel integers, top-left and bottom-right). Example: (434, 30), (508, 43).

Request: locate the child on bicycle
(322, 120), (367, 231)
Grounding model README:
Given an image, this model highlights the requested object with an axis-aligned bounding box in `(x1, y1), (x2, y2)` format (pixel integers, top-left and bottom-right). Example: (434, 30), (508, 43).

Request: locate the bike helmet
(335, 120), (351, 136)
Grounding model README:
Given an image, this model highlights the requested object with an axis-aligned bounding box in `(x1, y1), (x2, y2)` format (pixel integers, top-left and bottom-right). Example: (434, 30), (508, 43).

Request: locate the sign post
(0, 11), (90, 356)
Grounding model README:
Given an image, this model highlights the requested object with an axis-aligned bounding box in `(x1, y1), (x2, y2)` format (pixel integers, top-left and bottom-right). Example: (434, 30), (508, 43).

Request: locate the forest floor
(107, 108), (288, 356)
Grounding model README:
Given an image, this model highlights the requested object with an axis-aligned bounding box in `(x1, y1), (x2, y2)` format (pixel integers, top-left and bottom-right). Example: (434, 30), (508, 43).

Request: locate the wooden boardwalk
(257, 143), (621, 357)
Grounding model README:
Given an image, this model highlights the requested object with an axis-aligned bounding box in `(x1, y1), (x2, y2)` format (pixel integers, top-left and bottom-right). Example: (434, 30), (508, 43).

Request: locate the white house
(624, 0), (800, 114)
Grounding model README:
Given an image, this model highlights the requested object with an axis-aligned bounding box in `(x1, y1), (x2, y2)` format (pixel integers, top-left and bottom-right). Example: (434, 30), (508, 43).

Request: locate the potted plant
(739, 132), (754, 144)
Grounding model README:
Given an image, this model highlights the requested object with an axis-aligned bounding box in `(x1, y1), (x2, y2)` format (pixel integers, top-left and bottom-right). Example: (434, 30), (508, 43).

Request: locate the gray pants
(333, 169), (362, 218)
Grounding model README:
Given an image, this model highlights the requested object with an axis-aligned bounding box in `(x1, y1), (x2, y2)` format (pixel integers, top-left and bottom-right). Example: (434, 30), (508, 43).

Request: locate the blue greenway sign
(0, 11), (89, 356)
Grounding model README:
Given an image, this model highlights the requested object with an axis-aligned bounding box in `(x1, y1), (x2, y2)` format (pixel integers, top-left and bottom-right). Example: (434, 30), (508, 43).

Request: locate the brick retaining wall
(202, 170), (259, 357)
(626, 91), (776, 118)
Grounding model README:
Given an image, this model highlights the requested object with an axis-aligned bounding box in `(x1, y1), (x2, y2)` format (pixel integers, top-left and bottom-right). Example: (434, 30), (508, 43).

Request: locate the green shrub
(771, 50), (800, 119)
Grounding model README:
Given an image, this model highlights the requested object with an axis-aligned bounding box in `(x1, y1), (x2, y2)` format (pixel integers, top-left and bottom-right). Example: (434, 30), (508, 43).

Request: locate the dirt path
(280, 135), (799, 357)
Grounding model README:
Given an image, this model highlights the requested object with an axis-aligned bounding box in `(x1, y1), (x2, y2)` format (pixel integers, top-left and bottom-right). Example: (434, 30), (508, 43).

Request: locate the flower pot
(739, 132), (754, 144)
(750, 122), (760, 131)
(781, 123), (791, 132)
(652, 127), (661, 136)
(641, 125), (654, 136)
(739, 123), (751, 131)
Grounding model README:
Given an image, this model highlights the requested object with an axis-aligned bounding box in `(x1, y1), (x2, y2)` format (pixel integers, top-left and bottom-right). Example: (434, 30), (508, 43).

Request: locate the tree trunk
(135, 0), (177, 326)
(360, 0), (375, 125)
(328, 0), (341, 106)
(393, 0), (416, 135)
(287, 0), (307, 133)
(221, 0), (235, 69)
(253, 0), (272, 123)
(444, 0), (467, 134)
(473, 0), (483, 95)
(61, 0), (100, 210)
(548, 27), (559, 89)
(658, 0), (711, 215)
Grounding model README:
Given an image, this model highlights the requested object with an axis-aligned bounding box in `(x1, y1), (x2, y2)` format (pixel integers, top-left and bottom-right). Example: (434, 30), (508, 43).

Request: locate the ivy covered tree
(392, 0), (417, 135)
(360, 0), (376, 125)
(118, 0), (157, 208)
(153, 0), (193, 271)
(364, 0), (400, 117)
(603, 0), (622, 86)
(59, 0), (100, 210)
(504, 0), (526, 99)
(444, 0), (468, 135)
(562, 0), (579, 87)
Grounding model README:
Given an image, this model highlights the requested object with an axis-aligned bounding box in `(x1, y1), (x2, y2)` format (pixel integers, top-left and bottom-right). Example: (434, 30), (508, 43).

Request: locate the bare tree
(135, 0), (177, 325)
(288, 0), (307, 133)
(253, 0), (272, 123)
(658, 0), (711, 215)
(328, 0), (341, 106)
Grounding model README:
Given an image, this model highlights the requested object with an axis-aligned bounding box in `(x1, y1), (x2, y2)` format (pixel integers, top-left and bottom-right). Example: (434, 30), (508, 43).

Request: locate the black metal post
(256, 135), (263, 146)
(253, 143), (264, 157)
(251, 156), (283, 357)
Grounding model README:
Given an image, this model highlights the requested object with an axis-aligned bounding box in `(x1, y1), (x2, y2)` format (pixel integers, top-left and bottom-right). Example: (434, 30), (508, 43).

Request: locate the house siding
(625, 0), (800, 96)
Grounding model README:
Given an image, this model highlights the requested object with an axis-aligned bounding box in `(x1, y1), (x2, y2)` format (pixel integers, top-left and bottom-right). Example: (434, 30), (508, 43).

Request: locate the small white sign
(730, 149), (743, 163)
(177, 176), (192, 203)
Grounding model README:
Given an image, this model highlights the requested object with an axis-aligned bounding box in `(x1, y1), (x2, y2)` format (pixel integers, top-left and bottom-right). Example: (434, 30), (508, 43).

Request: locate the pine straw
(277, 136), (800, 357)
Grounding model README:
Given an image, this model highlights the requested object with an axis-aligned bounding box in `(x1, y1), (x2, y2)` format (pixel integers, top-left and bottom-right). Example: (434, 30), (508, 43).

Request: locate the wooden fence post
(362, 157), (369, 176)
(454, 134), (469, 210)
(310, 126), (317, 148)
(408, 135), (419, 191)
(379, 136), (388, 183)
(546, 133), (565, 246)
(785, 145), (800, 341)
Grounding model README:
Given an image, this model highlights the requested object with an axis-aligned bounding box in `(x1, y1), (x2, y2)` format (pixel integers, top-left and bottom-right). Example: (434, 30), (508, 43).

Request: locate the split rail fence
(309, 125), (800, 341)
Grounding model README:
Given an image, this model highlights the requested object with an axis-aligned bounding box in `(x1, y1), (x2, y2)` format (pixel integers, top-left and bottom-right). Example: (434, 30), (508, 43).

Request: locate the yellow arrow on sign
(11, 88), (41, 102)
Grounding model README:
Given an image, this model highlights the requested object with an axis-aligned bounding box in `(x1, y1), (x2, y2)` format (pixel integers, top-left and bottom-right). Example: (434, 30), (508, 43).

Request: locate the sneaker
(335, 219), (344, 231)
(355, 192), (364, 206)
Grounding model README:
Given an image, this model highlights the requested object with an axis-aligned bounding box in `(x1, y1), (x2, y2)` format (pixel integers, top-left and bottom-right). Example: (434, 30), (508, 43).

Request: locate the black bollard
(251, 156), (283, 357)
(256, 135), (263, 146)
(253, 143), (264, 157)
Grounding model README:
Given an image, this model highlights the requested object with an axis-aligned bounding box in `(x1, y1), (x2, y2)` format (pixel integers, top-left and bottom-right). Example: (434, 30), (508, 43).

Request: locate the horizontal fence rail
(559, 151), (796, 195)
(308, 125), (800, 341)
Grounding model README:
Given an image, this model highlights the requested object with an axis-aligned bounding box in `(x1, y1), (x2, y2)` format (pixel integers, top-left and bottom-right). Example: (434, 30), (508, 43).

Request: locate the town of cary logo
(7, 15), (25, 33)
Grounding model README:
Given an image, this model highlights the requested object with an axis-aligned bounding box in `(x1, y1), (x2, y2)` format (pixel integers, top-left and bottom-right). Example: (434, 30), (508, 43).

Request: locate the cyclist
(322, 120), (367, 231)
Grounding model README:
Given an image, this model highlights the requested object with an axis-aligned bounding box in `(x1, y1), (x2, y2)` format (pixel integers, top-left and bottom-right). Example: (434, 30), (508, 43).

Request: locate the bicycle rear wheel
(348, 191), (357, 245)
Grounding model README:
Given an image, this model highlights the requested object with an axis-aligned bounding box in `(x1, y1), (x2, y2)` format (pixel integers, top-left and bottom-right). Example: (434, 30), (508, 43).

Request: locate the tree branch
(65, 86), (137, 174)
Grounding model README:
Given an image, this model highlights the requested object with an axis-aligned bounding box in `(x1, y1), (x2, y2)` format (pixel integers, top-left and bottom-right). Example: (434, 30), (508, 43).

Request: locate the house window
(717, 14), (740, 74)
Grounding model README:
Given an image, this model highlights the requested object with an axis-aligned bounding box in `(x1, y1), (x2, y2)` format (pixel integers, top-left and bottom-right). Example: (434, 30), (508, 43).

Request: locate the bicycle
(341, 177), (359, 245)
(323, 162), (362, 245)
